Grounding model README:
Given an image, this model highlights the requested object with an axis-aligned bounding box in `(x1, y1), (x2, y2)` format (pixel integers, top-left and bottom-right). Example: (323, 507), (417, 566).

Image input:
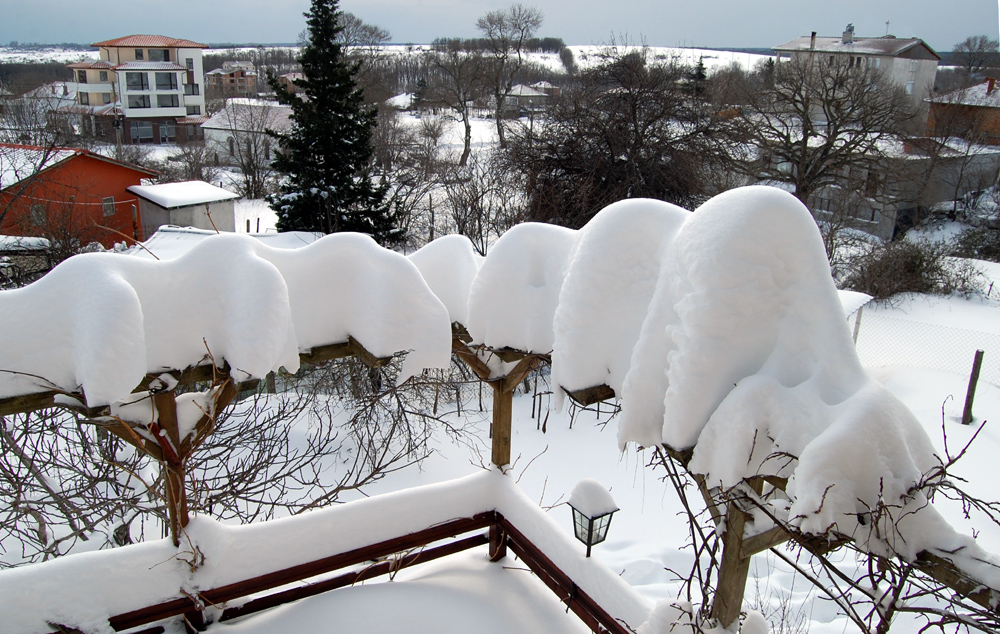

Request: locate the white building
(66, 35), (209, 145)
(773, 25), (940, 113)
(128, 181), (238, 237)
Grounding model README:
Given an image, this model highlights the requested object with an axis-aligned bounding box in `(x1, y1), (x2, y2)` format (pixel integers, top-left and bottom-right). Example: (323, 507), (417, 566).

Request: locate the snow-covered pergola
(1, 186), (998, 632)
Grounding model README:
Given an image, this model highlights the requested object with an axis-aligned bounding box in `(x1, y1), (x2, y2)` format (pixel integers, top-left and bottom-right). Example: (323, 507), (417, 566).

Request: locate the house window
(76, 69), (87, 83)
(128, 94), (151, 108)
(905, 81), (915, 95)
(129, 120), (154, 143)
(186, 105), (201, 115)
(79, 92), (90, 105)
(134, 48), (144, 60)
(102, 92), (112, 104)
(102, 197), (115, 216)
(157, 94), (180, 108)
(184, 84), (200, 96)
(149, 49), (170, 62)
(155, 72), (178, 90)
(99, 70), (108, 82)
(30, 205), (45, 225)
(910, 60), (918, 72)
(126, 72), (149, 91)
(186, 58), (194, 70)
(160, 121), (176, 142)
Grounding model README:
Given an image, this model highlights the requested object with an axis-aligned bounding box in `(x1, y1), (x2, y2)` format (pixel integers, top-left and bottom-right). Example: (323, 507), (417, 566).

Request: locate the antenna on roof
(885, 21), (890, 36)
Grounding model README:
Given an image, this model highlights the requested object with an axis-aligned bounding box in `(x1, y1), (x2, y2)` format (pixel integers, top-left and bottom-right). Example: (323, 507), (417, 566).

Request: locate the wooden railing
(84, 511), (628, 634)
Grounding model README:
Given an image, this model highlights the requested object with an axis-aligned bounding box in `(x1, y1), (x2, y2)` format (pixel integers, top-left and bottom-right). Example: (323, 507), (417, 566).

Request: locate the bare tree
(0, 353), (476, 565)
(426, 44), (486, 167)
(953, 35), (1000, 76)
(204, 99), (286, 199)
(442, 148), (524, 255)
(475, 3), (544, 147)
(507, 44), (733, 228)
(737, 56), (913, 208)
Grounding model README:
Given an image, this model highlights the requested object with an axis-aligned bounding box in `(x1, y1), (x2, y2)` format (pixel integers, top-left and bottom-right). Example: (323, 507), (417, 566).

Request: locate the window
(905, 81), (915, 95)
(186, 105), (201, 115)
(128, 94), (151, 108)
(134, 48), (144, 60)
(102, 92), (111, 104)
(126, 72), (149, 91)
(76, 70), (87, 83)
(102, 197), (115, 217)
(155, 72), (178, 90)
(149, 49), (170, 62)
(99, 70), (108, 82)
(186, 58), (194, 70)
(157, 94), (179, 108)
(160, 121), (176, 142)
(184, 83), (200, 96)
(129, 120), (154, 143)
(79, 92), (90, 105)
(30, 205), (45, 225)
(910, 60), (918, 72)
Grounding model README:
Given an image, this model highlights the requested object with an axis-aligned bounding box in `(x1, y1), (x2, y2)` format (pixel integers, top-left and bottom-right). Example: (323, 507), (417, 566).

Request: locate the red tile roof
(91, 35), (208, 49)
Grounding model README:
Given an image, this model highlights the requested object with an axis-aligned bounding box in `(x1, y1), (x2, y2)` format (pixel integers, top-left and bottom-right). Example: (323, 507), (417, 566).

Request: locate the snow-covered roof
(91, 34), (208, 49)
(773, 35), (939, 59)
(0, 145), (77, 189)
(137, 225), (319, 260)
(127, 180), (239, 209)
(0, 235), (50, 252)
(386, 92), (413, 109)
(508, 84), (547, 97)
(930, 79), (1000, 109)
(200, 99), (293, 133)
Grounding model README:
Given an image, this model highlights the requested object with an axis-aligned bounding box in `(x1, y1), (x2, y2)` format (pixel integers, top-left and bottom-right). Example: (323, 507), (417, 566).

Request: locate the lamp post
(567, 479), (618, 558)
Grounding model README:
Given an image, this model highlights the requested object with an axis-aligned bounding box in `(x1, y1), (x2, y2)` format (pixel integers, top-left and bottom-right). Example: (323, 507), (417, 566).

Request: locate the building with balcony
(65, 35), (209, 145)
(206, 61), (259, 99)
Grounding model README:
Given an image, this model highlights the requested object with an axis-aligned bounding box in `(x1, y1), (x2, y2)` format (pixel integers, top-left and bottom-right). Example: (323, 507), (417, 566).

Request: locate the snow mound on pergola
(457, 186), (998, 576)
(0, 232), (452, 407)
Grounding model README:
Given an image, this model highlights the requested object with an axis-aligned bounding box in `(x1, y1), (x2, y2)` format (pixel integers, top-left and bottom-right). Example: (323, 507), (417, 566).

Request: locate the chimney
(988, 77), (996, 95)
(842, 23), (855, 44)
(810, 31), (816, 49)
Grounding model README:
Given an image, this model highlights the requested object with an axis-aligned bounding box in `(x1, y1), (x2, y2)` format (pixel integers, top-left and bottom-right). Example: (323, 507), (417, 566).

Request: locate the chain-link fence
(853, 308), (1000, 388)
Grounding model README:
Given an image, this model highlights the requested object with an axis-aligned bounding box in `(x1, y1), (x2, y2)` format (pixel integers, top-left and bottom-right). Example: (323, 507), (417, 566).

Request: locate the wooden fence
(76, 511), (629, 634)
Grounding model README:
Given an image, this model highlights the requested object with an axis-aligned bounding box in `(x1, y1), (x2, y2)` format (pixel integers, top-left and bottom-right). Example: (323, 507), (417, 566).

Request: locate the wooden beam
(499, 356), (540, 394)
(740, 526), (791, 559)
(107, 513), (496, 632)
(564, 384), (616, 407)
(490, 382), (513, 468)
(347, 336), (392, 369)
(298, 341), (353, 365)
(711, 478), (763, 629)
(915, 551), (1000, 614)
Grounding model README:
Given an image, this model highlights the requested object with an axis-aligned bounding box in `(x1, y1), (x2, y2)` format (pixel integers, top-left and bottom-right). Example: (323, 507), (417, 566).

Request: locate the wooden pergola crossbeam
(0, 337), (390, 419)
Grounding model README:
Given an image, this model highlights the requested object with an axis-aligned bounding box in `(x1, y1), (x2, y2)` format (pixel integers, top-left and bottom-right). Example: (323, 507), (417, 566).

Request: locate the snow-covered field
(0, 43), (771, 73)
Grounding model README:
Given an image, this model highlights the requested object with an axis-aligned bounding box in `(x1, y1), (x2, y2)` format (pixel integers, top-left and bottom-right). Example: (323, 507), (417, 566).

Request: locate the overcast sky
(1, 0), (997, 53)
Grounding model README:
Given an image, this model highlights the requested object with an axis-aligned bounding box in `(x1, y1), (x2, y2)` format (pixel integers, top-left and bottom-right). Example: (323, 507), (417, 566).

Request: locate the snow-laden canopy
(448, 186), (995, 575)
(0, 232), (451, 407)
(1, 184), (996, 586)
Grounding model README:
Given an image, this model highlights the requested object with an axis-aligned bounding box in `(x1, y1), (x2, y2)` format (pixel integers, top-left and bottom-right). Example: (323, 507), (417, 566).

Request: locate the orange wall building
(1, 144), (160, 247)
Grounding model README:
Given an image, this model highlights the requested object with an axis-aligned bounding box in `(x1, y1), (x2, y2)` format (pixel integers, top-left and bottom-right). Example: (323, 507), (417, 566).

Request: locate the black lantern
(569, 503), (618, 557)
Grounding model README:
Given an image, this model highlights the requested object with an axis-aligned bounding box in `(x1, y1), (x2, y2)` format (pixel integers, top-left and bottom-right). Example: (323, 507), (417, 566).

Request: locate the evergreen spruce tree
(268, 0), (402, 244)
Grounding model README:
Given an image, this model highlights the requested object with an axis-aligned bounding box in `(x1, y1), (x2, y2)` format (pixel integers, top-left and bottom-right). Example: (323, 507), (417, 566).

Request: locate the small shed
(128, 181), (238, 237)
